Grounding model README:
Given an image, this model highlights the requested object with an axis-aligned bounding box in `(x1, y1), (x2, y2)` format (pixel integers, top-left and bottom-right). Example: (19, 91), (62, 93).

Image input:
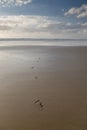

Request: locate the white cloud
(0, 15), (87, 39)
(81, 22), (87, 26)
(0, 0), (32, 7)
(64, 4), (87, 18)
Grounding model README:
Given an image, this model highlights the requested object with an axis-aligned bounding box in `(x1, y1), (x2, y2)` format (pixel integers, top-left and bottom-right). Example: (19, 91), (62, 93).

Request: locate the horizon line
(0, 38), (87, 41)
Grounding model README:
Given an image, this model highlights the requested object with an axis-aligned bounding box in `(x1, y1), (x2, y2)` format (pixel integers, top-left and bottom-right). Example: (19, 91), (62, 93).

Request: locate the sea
(0, 39), (87, 46)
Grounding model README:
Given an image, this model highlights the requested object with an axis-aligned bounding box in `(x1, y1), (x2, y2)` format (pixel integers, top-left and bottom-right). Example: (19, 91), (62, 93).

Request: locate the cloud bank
(0, 15), (87, 38)
(64, 4), (87, 18)
(0, 0), (32, 7)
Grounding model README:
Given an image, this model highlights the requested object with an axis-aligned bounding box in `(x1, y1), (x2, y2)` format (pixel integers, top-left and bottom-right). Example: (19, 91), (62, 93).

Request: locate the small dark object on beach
(34, 99), (44, 110)
(31, 66), (34, 69)
(34, 99), (40, 104)
(39, 102), (43, 108)
(34, 76), (38, 79)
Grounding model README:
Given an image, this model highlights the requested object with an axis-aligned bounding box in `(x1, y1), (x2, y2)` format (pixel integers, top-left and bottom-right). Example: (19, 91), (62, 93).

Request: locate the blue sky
(0, 0), (87, 39)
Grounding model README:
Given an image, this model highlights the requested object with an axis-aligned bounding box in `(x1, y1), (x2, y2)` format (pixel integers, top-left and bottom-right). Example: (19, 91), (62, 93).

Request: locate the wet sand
(0, 45), (87, 130)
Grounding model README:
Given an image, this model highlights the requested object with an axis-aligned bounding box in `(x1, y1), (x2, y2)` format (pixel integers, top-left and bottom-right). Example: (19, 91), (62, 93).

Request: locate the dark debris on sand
(34, 99), (44, 110)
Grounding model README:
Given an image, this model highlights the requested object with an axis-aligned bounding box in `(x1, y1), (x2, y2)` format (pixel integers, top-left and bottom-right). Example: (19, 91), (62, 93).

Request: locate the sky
(0, 0), (87, 39)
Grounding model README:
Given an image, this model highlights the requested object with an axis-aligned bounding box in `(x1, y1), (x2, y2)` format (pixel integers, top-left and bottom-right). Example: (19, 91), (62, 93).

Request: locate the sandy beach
(0, 45), (87, 130)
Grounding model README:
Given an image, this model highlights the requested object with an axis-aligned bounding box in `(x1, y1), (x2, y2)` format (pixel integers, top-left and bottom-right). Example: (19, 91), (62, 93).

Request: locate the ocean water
(0, 39), (87, 46)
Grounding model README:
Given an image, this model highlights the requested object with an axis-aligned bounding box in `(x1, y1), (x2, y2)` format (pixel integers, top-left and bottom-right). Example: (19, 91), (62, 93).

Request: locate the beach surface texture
(0, 44), (87, 130)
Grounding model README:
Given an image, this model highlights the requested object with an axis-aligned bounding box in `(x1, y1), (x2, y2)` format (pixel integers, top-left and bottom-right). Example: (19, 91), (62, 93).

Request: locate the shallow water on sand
(0, 45), (87, 130)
